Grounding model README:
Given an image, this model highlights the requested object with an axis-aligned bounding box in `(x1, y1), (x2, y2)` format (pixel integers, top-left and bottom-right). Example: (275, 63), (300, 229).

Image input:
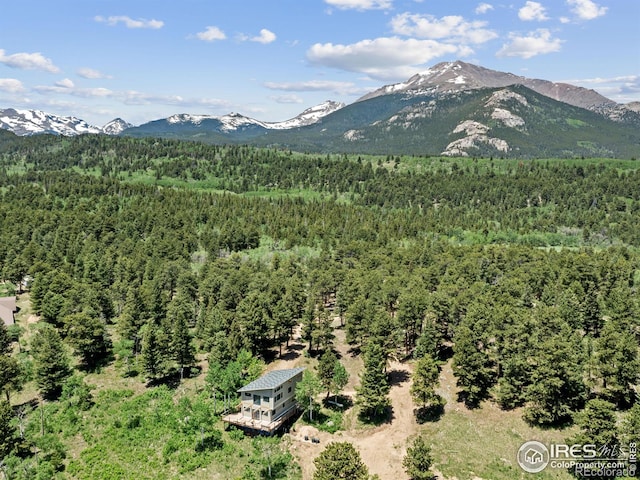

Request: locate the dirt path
(287, 318), (420, 479)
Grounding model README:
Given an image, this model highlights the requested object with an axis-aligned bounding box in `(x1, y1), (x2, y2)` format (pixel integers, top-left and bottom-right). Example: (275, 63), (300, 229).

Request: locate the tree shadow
(346, 346), (361, 357)
(322, 394), (353, 411)
(279, 343), (303, 361)
(358, 405), (394, 426)
(146, 365), (202, 390)
(414, 403), (445, 424)
(387, 369), (410, 386)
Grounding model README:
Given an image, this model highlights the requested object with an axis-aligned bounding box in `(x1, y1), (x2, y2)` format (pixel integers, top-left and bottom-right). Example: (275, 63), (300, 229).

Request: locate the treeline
(2, 135), (640, 245)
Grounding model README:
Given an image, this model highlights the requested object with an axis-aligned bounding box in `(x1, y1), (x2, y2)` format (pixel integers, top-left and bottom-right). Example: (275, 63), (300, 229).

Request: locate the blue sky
(0, 0), (638, 126)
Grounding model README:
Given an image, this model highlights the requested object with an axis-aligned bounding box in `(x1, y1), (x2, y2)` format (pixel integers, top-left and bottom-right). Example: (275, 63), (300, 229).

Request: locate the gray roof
(238, 367), (305, 393)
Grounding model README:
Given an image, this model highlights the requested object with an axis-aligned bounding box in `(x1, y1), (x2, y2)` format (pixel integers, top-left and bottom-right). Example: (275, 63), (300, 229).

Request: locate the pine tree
(410, 355), (444, 416)
(64, 312), (111, 369)
(524, 329), (587, 426)
(313, 442), (369, 480)
(331, 361), (349, 404)
(0, 322), (11, 354)
(31, 325), (72, 400)
(596, 318), (639, 407)
(620, 402), (640, 445)
(452, 323), (494, 408)
(356, 341), (390, 421)
(171, 314), (196, 375)
(141, 322), (171, 380)
(566, 399), (619, 479)
(317, 350), (338, 398)
(403, 435), (435, 480)
(0, 400), (16, 457)
(0, 354), (22, 402)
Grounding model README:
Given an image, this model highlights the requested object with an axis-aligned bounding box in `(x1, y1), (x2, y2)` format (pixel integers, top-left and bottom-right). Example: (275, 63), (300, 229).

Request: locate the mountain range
(1, 61), (639, 158)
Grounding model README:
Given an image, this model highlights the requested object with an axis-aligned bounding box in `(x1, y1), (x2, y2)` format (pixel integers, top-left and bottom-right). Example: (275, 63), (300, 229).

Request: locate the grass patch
(420, 403), (577, 480)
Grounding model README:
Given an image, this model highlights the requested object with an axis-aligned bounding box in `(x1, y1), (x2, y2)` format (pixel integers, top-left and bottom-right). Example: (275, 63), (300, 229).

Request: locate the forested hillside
(0, 133), (638, 479)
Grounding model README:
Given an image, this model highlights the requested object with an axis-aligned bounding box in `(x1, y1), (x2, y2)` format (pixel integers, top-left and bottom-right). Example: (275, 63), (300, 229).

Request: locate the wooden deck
(222, 405), (300, 435)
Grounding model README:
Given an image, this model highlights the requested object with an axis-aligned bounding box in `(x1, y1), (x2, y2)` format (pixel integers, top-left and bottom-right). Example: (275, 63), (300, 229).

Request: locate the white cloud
(270, 94), (304, 104)
(250, 29), (277, 44)
(496, 29), (562, 58)
(567, 0), (607, 20)
(0, 49), (60, 73)
(78, 67), (112, 79)
(519, 1), (549, 21)
(390, 13), (498, 44)
(55, 78), (75, 89)
(324, 0), (393, 10)
(265, 79), (360, 95)
(95, 15), (164, 29)
(307, 37), (469, 80)
(196, 26), (227, 42)
(35, 84), (113, 98)
(563, 75), (640, 102)
(0, 78), (25, 93)
(475, 3), (494, 14)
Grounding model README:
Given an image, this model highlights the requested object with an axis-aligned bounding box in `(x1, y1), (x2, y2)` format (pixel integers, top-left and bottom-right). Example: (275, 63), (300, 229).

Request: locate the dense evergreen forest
(0, 133), (638, 479)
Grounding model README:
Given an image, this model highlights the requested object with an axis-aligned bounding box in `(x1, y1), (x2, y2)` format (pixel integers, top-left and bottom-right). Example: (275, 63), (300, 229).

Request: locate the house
(0, 297), (16, 327)
(222, 367), (305, 435)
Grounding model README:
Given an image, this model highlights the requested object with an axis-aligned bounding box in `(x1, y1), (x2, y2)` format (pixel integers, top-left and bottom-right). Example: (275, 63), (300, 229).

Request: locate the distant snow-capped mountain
(124, 101), (346, 138)
(266, 101), (345, 129)
(102, 118), (133, 135)
(156, 101), (345, 131)
(0, 108), (103, 136)
(0, 109), (136, 136)
(358, 60), (616, 113)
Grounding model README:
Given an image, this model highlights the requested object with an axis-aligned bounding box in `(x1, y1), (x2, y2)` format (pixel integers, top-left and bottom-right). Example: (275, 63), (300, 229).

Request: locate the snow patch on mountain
(102, 118), (133, 135)
(0, 108), (101, 136)
(267, 101), (345, 129)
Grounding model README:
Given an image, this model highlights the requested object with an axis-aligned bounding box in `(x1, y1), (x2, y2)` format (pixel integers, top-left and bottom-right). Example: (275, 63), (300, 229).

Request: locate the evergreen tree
(403, 435), (435, 480)
(524, 328), (587, 426)
(567, 399), (619, 480)
(595, 318), (639, 407)
(313, 442), (369, 480)
(331, 361), (349, 404)
(0, 400), (16, 457)
(356, 341), (390, 421)
(410, 355), (444, 415)
(0, 355), (22, 402)
(31, 325), (72, 400)
(317, 350), (338, 398)
(620, 401), (640, 445)
(0, 322), (11, 354)
(452, 323), (494, 408)
(171, 314), (196, 375)
(140, 322), (171, 380)
(64, 312), (111, 369)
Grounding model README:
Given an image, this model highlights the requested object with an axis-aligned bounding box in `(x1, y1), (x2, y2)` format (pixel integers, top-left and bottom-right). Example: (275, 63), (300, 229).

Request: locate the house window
(263, 396), (269, 403)
(288, 386), (291, 393)
(276, 393), (282, 401)
(244, 393), (251, 397)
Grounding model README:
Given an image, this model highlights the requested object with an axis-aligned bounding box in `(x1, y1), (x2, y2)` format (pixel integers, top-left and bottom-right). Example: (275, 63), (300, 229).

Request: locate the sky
(0, 0), (638, 127)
